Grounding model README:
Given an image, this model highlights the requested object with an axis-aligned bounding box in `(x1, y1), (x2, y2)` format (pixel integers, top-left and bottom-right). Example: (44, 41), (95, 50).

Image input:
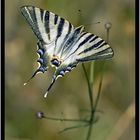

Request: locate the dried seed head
(36, 111), (45, 119)
(104, 22), (112, 30)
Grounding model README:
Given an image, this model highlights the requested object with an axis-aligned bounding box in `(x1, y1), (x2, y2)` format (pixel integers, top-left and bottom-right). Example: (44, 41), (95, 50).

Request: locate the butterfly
(20, 6), (114, 98)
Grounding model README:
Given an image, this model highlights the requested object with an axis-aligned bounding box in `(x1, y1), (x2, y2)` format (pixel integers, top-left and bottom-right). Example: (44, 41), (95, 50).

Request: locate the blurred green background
(5, 0), (135, 140)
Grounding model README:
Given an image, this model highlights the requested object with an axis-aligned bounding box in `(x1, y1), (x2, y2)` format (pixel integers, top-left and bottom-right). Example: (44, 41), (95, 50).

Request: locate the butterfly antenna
(23, 69), (39, 86)
(44, 76), (56, 98)
(84, 21), (100, 26)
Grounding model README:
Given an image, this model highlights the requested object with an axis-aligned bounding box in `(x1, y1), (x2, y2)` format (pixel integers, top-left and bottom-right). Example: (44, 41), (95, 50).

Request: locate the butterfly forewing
(20, 6), (74, 48)
(75, 34), (113, 61)
(21, 6), (114, 98)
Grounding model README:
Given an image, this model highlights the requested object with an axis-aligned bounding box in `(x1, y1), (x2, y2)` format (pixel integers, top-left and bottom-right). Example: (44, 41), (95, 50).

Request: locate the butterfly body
(20, 6), (114, 98)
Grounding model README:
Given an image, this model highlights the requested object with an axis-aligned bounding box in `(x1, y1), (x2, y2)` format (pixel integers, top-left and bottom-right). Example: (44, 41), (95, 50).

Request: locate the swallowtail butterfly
(20, 6), (114, 98)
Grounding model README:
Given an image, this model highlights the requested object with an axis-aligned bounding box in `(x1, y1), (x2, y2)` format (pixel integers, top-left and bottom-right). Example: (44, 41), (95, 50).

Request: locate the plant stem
(82, 63), (94, 140)
(43, 116), (89, 122)
(82, 64), (93, 111)
(90, 62), (94, 87)
(87, 62), (95, 140)
(107, 29), (109, 43)
(82, 61), (104, 140)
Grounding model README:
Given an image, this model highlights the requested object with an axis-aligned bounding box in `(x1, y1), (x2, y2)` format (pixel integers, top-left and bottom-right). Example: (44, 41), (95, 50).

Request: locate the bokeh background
(5, 0), (135, 140)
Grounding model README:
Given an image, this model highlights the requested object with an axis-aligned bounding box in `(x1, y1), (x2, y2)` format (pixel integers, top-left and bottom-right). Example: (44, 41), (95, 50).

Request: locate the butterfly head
(50, 56), (63, 67)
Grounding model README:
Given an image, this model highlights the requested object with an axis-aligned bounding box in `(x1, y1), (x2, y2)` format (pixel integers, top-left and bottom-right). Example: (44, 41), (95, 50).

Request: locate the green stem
(86, 73), (103, 140)
(90, 62), (94, 87)
(86, 62), (95, 140)
(44, 116), (89, 122)
(82, 63), (93, 110)
(82, 63), (94, 140)
(107, 29), (109, 43)
(93, 64), (104, 112)
(83, 61), (105, 140)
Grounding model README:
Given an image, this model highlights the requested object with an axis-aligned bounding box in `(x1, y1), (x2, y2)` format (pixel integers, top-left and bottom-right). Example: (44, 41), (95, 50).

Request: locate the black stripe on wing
(62, 32), (92, 59)
(78, 34), (94, 48)
(44, 11), (50, 40)
(61, 22), (73, 45)
(67, 23), (73, 37)
(53, 17), (65, 54)
(61, 26), (85, 55)
(77, 47), (113, 62)
(54, 14), (58, 25)
(20, 6), (45, 43)
(80, 32), (88, 38)
(57, 18), (65, 38)
(40, 9), (44, 21)
(78, 40), (105, 55)
(89, 36), (98, 43)
(59, 22), (73, 56)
